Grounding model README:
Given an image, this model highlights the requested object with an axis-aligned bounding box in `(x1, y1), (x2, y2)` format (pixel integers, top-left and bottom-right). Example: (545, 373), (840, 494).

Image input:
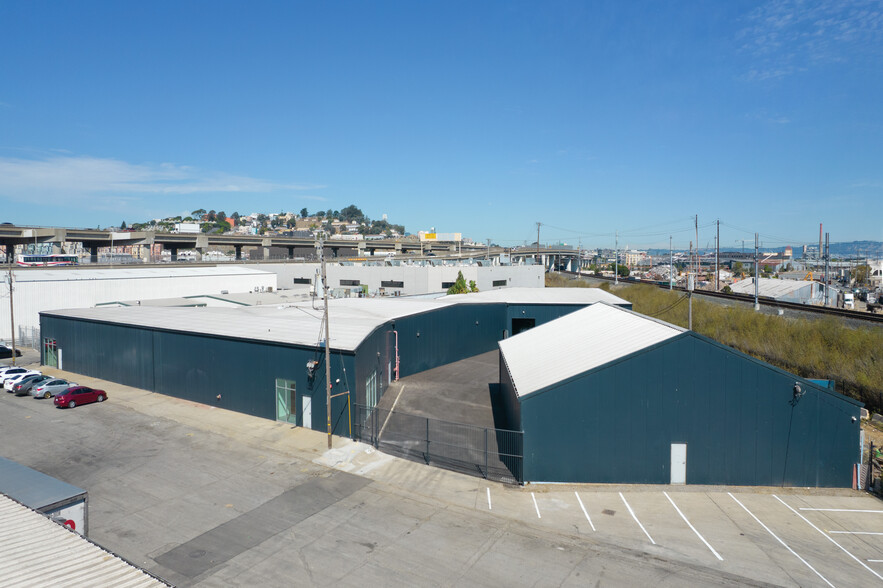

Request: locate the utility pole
(754, 233), (760, 311)
(820, 233), (830, 306)
(318, 235), (332, 449)
(7, 258), (16, 366)
(694, 214), (699, 277)
(669, 236), (673, 290)
(536, 222), (541, 268)
(715, 219), (720, 292)
(614, 230), (619, 286)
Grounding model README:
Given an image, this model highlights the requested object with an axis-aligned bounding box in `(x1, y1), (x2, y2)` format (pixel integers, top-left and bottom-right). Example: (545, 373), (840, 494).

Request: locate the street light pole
(318, 235), (332, 449)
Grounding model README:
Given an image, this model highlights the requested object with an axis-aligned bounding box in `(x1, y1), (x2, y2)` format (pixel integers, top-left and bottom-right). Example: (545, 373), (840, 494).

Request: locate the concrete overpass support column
(170, 247), (179, 262)
(88, 244), (99, 264)
(196, 248), (206, 262)
(235, 245), (242, 260)
(358, 240), (366, 257)
(287, 246), (294, 260)
(263, 246), (270, 260)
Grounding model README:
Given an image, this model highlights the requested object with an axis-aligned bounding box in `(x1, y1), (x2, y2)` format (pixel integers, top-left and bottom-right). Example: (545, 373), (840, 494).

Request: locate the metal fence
(353, 404), (523, 484)
(15, 326), (39, 349)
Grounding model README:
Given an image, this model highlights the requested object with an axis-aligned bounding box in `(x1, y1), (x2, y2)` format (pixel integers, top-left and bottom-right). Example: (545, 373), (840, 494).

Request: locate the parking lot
(2, 358), (882, 586)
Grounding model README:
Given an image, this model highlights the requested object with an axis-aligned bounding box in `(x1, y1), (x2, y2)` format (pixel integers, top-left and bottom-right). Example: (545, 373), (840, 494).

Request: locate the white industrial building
(259, 261), (544, 296)
(729, 277), (836, 305)
(2, 266), (277, 343)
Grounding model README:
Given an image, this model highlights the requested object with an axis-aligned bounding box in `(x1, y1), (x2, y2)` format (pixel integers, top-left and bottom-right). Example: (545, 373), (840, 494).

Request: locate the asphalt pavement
(1, 355), (881, 587)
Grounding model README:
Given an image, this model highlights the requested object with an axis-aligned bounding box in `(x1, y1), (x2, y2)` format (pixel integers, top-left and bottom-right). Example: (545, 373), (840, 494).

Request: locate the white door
(302, 394), (312, 429)
(671, 443), (687, 485)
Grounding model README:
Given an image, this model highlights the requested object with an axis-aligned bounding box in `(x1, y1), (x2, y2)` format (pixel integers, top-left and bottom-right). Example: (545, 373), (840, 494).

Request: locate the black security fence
(353, 404), (523, 484)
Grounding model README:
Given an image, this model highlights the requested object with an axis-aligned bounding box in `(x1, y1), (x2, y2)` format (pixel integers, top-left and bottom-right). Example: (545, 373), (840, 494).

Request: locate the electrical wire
(648, 294), (688, 317)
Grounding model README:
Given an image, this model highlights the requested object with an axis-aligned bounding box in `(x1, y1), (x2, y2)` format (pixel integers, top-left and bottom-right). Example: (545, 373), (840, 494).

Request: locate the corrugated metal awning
(0, 494), (168, 587)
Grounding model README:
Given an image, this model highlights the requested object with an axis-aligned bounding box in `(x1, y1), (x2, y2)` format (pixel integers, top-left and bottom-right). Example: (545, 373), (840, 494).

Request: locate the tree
(300, 207), (309, 218)
(316, 210), (325, 219)
(446, 271), (469, 295)
(326, 209), (334, 219)
(340, 204), (365, 223)
(216, 211), (227, 222)
(207, 210), (216, 222)
(231, 211), (240, 221)
(733, 261), (744, 277)
(192, 208), (206, 218)
(120, 220), (127, 230)
(855, 264), (871, 285)
(469, 280), (479, 293)
(608, 263), (629, 277)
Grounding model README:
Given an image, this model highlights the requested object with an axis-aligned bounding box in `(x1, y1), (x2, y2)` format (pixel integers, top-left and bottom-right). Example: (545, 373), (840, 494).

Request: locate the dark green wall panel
(519, 333), (861, 487)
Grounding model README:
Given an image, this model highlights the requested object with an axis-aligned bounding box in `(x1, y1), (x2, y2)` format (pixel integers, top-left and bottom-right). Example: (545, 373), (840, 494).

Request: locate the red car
(54, 386), (107, 408)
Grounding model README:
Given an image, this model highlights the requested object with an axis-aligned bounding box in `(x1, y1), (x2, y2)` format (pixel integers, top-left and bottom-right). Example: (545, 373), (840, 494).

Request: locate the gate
(353, 404), (522, 484)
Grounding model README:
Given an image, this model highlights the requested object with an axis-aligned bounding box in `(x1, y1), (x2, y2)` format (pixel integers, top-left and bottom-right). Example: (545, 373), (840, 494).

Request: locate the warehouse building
(729, 277), (836, 306)
(498, 303), (861, 487)
(40, 288), (631, 437)
(260, 261), (544, 297)
(3, 266), (277, 343)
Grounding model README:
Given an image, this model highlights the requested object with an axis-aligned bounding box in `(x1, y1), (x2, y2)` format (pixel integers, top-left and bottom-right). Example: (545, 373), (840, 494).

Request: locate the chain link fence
(353, 404), (522, 484)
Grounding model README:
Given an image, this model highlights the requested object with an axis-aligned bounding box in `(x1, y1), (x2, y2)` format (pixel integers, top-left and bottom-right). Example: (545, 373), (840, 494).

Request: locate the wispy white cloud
(738, 0), (883, 80)
(0, 154), (323, 201)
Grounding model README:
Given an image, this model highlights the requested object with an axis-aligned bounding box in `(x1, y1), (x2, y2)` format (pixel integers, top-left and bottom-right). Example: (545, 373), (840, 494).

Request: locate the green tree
(316, 210), (325, 219)
(608, 263), (629, 277)
(231, 211), (240, 221)
(855, 264), (871, 285)
(120, 220), (127, 230)
(469, 280), (479, 293)
(340, 204), (364, 222)
(446, 271), (469, 295)
(300, 207), (309, 218)
(216, 211), (227, 222)
(192, 208), (206, 218)
(733, 262), (744, 276)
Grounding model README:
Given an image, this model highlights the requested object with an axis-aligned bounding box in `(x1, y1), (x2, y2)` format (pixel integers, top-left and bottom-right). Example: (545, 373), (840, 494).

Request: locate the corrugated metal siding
(520, 333), (861, 487)
(500, 304), (683, 398)
(40, 315), (354, 435)
(391, 304), (507, 377)
(0, 495), (168, 587)
(5, 268), (276, 340)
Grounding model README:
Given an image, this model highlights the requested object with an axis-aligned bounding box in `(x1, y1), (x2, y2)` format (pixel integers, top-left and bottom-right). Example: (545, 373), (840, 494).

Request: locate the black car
(0, 345), (22, 359)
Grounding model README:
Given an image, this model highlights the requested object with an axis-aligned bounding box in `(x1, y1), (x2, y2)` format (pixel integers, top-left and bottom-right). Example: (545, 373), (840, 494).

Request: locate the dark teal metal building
(39, 288), (631, 438)
(499, 303), (862, 488)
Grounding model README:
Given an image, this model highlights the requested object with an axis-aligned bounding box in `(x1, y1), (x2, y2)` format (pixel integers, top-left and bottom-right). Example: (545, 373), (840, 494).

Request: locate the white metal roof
(44, 297), (453, 351)
(728, 277), (815, 298)
(0, 494), (168, 587)
(499, 303), (684, 398)
(443, 287), (631, 306)
(14, 266), (273, 283)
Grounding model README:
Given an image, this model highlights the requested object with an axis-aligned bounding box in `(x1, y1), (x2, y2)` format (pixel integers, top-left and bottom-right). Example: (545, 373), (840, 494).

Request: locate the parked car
(0, 345), (22, 359)
(33, 378), (76, 399)
(54, 386), (106, 408)
(4, 370), (42, 391)
(13, 374), (51, 396)
(0, 367), (39, 385)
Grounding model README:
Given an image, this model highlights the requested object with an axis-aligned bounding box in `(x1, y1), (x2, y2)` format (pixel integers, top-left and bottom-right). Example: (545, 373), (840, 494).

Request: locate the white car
(4, 371), (42, 391)
(0, 367), (39, 385)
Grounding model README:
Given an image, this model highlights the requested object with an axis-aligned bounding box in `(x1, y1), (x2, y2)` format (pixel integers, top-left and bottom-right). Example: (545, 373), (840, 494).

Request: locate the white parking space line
(531, 492), (541, 519)
(574, 492), (595, 532)
(619, 492), (655, 545)
(868, 560), (883, 563)
(829, 531), (883, 536)
(378, 385), (405, 437)
(664, 492), (722, 561)
(800, 508), (883, 514)
(486, 487), (492, 510)
(728, 493), (834, 588)
(774, 495), (883, 582)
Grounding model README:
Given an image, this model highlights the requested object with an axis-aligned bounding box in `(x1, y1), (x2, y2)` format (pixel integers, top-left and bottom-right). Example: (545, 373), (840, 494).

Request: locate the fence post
(373, 408), (378, 448)
(868, 442), (875, 493)
(484, 428), (488, 479)
(425, 418), (430, 464)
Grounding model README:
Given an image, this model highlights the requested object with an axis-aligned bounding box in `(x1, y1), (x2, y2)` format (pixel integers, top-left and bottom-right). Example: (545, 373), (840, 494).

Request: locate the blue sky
(1, 1), (881, 250)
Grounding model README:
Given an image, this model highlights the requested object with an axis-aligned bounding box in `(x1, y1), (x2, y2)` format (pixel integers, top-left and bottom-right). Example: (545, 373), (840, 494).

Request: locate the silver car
(32, 379), (75, 399)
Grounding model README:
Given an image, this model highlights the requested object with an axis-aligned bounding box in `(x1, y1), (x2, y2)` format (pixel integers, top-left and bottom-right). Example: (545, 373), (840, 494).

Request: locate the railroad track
(559, 271), (883, 325)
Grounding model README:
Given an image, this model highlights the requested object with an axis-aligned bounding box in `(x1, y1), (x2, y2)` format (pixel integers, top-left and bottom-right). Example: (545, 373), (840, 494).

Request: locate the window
(492, 280), (507, 287)
(293, 278), (311, 284)
(441, 282), (455, 288)
(340, 279), (360, 286)
(381, 280), (404, 288)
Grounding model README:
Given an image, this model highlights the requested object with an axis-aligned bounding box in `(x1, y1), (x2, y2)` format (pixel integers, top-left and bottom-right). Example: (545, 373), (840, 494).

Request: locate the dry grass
(546, 273), (883, 411)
